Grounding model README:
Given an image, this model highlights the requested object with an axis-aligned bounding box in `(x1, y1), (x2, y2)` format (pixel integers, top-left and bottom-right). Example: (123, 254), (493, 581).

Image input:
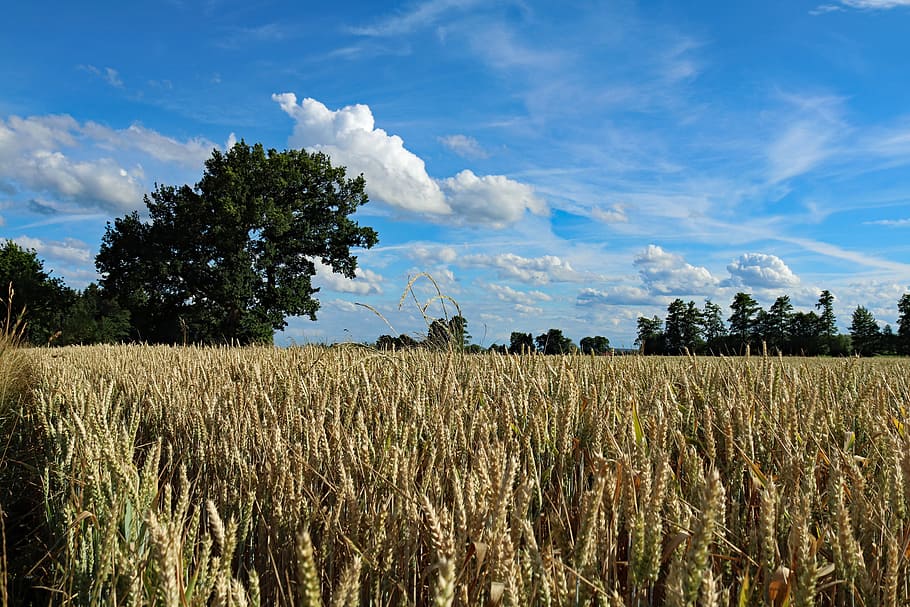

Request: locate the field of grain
(2, 345), (910, 605)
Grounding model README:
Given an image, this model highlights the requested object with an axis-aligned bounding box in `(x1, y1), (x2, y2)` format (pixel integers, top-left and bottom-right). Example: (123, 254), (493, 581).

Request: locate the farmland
(2, 345), (910, 605)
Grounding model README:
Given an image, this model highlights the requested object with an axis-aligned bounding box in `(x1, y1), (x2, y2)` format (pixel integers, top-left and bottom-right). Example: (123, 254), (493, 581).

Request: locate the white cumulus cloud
(0, 114), (221, 213)
(313, 261), (384, 295)
(634, 245), (718, 295)
(440, 170), (546, 227)
(18, 151), (143, 212)
(576, 286), (653, 306)
(81, 122), (216, 167)
(462, 253), (583, 284)
(514, 303), (544, 316)
(272, 94), (545, 226)
(274, 93), (449, 215)
(13, 235), (92, 265)
(409, 245), (459, 265)
(725, 253), (801, 289)
(487, 283), (553, 305)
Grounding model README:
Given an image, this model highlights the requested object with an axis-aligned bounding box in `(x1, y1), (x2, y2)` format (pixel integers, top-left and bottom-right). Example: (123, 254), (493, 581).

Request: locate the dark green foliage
(849, 306), (880, 356)
(376, 334), (419, 350)
(815, 289), (838, 354)
(59, 284), (131, 345)
(700, 299), (726, 352)
(664, 299), (703, 354)
(728, 292), (761, 351)
(579, 335), (610, 355)
(508, 331), (535, 354)
(635, 315), (665, 354)
(880, 324), (898, 354)
(789, 311), (822, 356)
(815, 290), (837, 337)
(897, 293), (910, 354)
(535, 328), (576, 354)
(0, 240), (75, 344)
(765, 295), (793, 354)
(97, 141), (378, 345)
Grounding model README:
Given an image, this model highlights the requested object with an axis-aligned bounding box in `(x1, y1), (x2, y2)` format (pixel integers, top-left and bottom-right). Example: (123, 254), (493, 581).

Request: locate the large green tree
(535, 329), (575, 355)
(729, 292), (761, 352)
(0, 240), (74, 344)
(701, 299), (726, 352)
(665, 299), (702, 354)
(766, 295), (794, 353)
(97, 142), (378, 344)
(849, 306), (880, 356)
(579, 335), (610, 355)
(815, 289), (837, 354)
(508, 331), (535, 354)
(635, 315), (665, 354)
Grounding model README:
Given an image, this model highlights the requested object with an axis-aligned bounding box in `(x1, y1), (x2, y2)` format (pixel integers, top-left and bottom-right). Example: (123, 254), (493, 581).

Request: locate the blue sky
(2, 0), (910, 347)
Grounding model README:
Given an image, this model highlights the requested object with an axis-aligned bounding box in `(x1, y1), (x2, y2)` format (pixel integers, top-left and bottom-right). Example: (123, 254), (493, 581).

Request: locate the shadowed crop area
(2, 346), (910, 605)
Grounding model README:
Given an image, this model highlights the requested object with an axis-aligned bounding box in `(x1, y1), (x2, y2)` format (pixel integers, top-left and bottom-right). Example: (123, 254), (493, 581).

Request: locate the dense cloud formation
(487, 283), (552, 305)
(0, 115), (216, 213)
(273, 94), (545, 226)
(13, 235), (91, 265)
(576, 286), (654, 306)
(634, 245), (718, 295)
(725, 253), (800, 288)
(441, 170), (546, 227)
(313, 260), (384, 295)
(462, 252), (583, 284)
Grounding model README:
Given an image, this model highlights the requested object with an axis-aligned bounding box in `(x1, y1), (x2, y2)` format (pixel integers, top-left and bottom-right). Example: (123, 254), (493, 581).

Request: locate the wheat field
(2, 345), (909, 605)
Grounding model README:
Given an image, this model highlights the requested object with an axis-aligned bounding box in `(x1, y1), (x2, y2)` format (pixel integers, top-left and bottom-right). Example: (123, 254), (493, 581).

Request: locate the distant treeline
(634, 291), (910, 357)
(379, 291), (910, 357)
(4, 239), (910, 356)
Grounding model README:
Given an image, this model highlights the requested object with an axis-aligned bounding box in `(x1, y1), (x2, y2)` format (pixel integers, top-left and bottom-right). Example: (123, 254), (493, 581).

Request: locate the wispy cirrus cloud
(438, 134), (488, 159)
(864, 217), (910, 226)
(349, 0), (486, 36)
(815, 0), (910, 12)
(78, 65), (123, 88)
(590, 204), (629, 224)
(765, 94), (846, 183)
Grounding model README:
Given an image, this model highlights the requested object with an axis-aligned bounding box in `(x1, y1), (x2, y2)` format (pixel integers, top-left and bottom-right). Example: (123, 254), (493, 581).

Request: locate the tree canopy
(535, 329), (576, 355)
(579, 335), (610, 355)
(849, 306), (880, 356)
(97, 141), (378, 344)
(0, 240), (74, 344)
